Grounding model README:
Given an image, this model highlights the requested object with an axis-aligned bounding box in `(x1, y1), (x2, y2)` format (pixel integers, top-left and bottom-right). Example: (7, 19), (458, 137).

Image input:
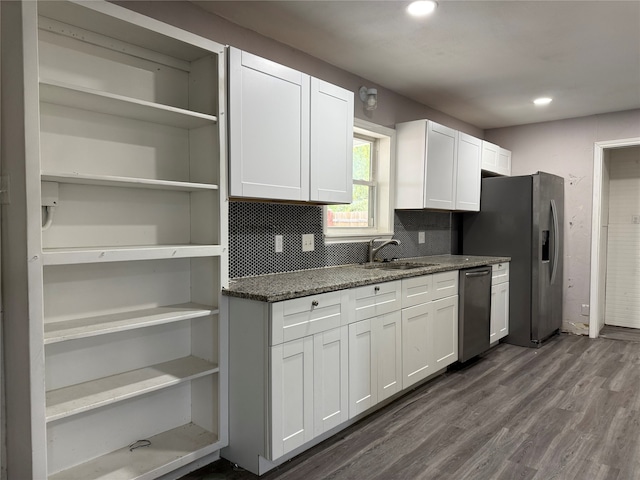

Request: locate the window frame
(324, 118), (396, 243)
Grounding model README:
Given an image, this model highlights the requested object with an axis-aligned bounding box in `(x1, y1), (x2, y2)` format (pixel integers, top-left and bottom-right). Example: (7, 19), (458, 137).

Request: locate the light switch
(418, 231), (426, 244)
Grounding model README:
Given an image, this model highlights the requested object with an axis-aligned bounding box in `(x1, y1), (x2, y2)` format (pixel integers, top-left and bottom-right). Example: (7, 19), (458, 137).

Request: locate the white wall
(604, 146), (640, 328)
(485, 109), (640, 334)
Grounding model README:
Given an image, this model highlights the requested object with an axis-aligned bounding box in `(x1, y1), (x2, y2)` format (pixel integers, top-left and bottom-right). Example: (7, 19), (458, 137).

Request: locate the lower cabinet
(490, 262), (510, 343)
(270, 337), (314, 460)
(490, 281), (509, 343)
(313, 326), (349, 436)
(225, 269), (463, 476)
(271, 325), (349, 460)
(432, 296), (459, 369)
(401, 271), (459, 389)
(348, 311), (402, 418)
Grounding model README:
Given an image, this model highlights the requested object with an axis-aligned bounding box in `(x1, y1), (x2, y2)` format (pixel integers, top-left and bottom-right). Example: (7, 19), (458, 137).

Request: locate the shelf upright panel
(1, 1), (49, 478)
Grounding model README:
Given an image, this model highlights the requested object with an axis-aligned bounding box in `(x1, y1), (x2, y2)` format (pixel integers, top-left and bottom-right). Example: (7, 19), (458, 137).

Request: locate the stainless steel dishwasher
(458, 266), (492, 362)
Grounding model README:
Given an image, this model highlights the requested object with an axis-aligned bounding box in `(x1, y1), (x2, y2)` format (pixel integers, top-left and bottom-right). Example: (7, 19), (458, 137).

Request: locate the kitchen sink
(359, 262), (436, 270)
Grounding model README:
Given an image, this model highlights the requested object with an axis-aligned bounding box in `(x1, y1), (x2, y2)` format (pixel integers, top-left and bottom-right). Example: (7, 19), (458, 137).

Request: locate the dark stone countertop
(222, 254), (510, 303)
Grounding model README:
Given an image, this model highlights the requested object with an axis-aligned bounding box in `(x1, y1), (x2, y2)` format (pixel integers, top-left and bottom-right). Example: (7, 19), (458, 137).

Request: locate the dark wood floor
(185, 333), (640, 480)
(600, 325), (640, 343)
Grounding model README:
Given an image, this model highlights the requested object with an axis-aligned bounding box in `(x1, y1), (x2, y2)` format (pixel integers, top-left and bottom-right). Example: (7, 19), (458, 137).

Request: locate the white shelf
(39, 79), (218, 129)
(44, 303), (218, 345)
(46, 356), (218, 422)
(48, 423), (218, 480)
(42, 245), (224, 265)
(41, 172), (219, 192)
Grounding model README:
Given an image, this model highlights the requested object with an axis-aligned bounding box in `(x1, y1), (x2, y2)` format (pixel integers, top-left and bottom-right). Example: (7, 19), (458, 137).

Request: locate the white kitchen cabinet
(432, 296), (459, 369)
(401, 270), (459, 389)
(229, 47), (309, 201)
(348, 310), (402, 418)
(490, 262), (510, 343)
(271, 337), (314, 460)
(313, 326), (349, 436)
(401, 301), (433, 389)
(482, 141), (512, 176)
(498, 147), (512, 176)
(353, 280), (402, 322)
(396, 119), (481, 211)
(376, 311), (403, 402)
(348, 319), (377, 417)
(2, 2), (228, 478)
(310, 78), (354, 203)
(229, 48), (353, 204)
(455, 132), (482, 212)
(226, 270), (463, 476)
(225, 292), (350, 475)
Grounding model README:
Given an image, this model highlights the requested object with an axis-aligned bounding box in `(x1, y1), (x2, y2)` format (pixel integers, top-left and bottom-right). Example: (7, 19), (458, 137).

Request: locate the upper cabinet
(481, 140), (511, 176)
(229, 48), (353, 204)
(395, 119), (481, 211)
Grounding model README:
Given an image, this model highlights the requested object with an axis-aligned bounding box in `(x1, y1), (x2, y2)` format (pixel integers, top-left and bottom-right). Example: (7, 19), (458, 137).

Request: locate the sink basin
(359, 262), (436, 270)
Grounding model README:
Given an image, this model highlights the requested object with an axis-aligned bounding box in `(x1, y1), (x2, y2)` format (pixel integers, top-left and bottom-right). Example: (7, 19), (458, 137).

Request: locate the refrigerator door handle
(550, 199), (559, 285)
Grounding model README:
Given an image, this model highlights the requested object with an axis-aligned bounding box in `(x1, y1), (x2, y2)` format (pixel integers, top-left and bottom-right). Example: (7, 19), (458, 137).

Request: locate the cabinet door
(401, 302), (433, 389)
(498, 148), (512, 176)
(425, 121), (457, 210)
(376, 311), (403, 402)
(395, 120), (428, 209)
(481, 140), (499, 172)
(431, 296), (459, 369)
(271, 337), (314, 460)
(229, 47), (310, 201)
(455, 132), (482, 212)
(313, 326), (349, 436)
(310, 78), (353, 204)
(348, 319), (377, 418)
(491, 282), (509, 342)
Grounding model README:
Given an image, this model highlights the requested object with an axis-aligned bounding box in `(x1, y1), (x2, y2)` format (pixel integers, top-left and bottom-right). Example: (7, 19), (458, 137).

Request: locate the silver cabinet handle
(312, 300), (319, 307)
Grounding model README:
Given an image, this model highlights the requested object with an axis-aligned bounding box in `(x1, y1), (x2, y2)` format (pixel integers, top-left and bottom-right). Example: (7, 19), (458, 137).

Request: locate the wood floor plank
(183, 333), (640, 480)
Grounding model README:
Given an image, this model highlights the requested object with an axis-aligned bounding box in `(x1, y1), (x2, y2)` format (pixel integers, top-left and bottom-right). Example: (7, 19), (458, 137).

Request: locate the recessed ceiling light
(407, 1), (438, 17)
(533, 97), (553, 106)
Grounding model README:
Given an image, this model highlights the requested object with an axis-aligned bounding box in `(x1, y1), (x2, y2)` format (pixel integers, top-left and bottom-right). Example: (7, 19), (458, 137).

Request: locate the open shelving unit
(1, 1), (228, 478)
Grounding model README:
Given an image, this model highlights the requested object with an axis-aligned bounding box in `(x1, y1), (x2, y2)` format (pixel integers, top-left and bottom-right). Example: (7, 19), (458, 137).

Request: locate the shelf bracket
(0, 176), (9, 205)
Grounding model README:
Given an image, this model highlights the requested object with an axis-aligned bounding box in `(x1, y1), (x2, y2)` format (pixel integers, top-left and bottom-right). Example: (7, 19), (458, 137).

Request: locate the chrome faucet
(368, 237), (401, 263)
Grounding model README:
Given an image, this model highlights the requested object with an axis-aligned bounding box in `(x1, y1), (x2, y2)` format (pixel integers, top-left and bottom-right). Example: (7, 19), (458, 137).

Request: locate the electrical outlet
(275, 235), (283, 253)
(632, 215), (640, 224)
(418, 231), (426, 244)
(302, 234), (315, 252)
(581, 304), (590, 316)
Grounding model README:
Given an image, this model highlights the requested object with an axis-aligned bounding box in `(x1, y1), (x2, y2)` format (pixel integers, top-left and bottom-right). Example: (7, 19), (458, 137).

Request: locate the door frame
(589, 137), (640, 338)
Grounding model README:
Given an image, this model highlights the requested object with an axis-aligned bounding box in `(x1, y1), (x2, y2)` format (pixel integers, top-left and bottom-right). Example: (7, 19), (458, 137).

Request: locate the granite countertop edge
(223, 255), (510, 303)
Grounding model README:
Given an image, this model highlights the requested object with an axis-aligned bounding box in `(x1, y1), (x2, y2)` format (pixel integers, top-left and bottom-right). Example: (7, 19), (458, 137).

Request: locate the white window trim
(324, 118), (396, 244)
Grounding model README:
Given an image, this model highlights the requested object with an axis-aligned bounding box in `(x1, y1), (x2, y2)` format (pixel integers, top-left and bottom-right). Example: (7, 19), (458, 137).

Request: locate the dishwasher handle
(465, 270), (490, 277)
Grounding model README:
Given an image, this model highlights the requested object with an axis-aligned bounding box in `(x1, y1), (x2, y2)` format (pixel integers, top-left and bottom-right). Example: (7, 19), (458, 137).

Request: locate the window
(325, 119), (395, 242)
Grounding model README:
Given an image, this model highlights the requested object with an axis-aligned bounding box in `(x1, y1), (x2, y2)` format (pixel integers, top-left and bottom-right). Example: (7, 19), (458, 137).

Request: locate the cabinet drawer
(271, 290), (350, 345)
(492, 262), (509, 285)
(432, 270), (458, 300)
(353, 280), (402, 322)
(401, 275), (434, 308)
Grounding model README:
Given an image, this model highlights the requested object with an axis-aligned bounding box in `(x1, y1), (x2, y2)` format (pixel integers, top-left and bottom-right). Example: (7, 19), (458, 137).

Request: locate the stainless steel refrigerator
(462, 172), (564, 348)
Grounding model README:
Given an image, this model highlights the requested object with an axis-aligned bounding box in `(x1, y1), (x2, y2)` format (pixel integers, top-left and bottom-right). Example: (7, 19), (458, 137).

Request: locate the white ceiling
(195, 0), (640, 130)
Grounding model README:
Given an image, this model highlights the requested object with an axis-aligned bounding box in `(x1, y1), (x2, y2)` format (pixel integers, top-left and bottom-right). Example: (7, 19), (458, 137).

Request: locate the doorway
(603, 146), (640, 329)
(589, 138), (640, 338)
